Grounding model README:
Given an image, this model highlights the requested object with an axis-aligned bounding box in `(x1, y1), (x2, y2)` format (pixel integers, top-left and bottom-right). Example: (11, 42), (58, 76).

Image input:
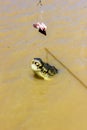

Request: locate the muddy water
(0, 0), (87, 130)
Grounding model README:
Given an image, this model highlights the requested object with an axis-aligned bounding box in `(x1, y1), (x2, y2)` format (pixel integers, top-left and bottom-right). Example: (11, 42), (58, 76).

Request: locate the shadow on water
(45, 48), (87, 89)
(33, 73), (44, 80)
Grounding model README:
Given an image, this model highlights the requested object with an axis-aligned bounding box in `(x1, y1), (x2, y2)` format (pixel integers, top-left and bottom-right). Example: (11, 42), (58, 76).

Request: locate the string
(37, 0), (44, 22)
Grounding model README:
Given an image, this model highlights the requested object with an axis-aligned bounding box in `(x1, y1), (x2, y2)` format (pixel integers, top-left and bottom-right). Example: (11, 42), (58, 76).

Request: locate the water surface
(0, 0), (87, 130)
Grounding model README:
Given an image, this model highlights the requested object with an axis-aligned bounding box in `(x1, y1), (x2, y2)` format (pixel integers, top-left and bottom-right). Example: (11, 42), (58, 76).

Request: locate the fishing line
(45, 48), (87, 89)
(37, 0), (44, 22)
(40, 6), (44, 22)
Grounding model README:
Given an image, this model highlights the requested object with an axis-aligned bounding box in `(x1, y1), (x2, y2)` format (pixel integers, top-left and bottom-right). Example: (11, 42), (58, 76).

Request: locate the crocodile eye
(35, 62), (39, 66)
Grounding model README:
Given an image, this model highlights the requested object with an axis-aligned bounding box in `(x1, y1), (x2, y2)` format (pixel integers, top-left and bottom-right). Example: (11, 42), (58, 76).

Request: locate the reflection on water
(0, 0), (87, 130)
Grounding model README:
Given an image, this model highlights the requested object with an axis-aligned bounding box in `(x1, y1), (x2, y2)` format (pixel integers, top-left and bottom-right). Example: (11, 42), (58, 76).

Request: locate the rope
(45, 48), (87, 89)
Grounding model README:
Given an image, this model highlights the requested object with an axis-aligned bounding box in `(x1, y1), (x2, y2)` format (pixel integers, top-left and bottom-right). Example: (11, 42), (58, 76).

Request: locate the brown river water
(0, 0), (87, 130)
